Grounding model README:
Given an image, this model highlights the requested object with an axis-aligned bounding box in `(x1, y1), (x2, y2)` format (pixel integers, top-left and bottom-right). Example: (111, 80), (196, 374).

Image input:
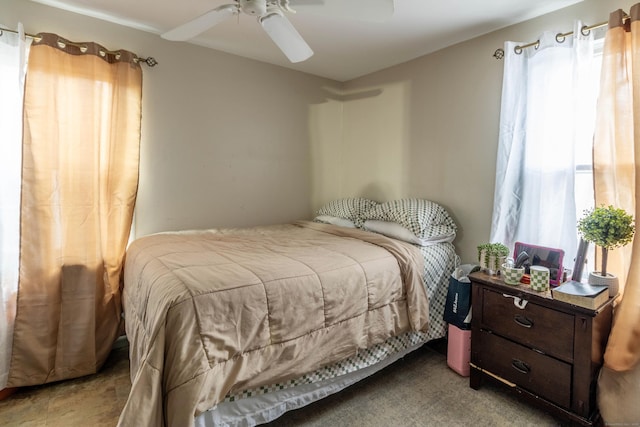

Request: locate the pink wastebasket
(447, 324), (471, 377)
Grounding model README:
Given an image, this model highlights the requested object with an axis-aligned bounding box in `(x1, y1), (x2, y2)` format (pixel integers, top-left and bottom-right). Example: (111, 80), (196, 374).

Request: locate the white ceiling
(30, 0), (583, 81)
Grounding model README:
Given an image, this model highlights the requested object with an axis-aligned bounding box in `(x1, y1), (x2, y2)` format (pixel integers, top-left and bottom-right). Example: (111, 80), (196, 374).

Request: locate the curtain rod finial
(142, 57), (158, 67)
(493, 48), (504, 60)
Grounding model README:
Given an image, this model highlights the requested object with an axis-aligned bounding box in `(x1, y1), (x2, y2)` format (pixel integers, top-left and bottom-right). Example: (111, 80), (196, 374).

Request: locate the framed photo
(513, 242), (565, 286)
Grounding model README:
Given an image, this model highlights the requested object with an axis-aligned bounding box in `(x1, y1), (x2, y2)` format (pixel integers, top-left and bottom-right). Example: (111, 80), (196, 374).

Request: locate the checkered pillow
(361, 198), (457, 239)
(316, 198), (379, 226)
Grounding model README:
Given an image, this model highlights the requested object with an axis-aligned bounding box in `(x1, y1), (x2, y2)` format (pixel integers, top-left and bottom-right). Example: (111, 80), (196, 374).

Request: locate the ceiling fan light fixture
(239, 0), (268, 16)
(259, 11), (314, 63)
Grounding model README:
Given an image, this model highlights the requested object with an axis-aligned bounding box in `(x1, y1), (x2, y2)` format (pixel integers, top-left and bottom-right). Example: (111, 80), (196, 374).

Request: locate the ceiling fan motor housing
(239, 0), (268, 16)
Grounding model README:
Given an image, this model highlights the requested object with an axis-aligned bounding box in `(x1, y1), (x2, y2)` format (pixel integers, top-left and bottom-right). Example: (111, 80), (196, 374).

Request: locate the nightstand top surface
(468, 270), (613, 314)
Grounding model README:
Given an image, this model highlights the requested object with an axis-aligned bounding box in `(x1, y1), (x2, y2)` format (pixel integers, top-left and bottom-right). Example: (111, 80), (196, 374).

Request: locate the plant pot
(479, 250), (506, 275)
(588, 272), (619, 298)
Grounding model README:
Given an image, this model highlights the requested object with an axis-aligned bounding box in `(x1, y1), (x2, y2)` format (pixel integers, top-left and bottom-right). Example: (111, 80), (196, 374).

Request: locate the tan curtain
(594, 5), (640, 373)
(7, 33), (142, 386)
(595, 5), (640, 426)
(593, 10), (636, 303)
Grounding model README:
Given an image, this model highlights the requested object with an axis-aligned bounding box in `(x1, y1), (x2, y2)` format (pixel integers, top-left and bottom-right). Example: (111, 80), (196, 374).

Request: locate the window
(491, 27), (604, 280)
(573, 36), (605, 280)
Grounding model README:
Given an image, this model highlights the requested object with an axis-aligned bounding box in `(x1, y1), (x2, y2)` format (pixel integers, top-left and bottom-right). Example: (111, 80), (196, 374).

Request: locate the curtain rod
(0, 27), (158, 67)
(492, 18), (620, 60)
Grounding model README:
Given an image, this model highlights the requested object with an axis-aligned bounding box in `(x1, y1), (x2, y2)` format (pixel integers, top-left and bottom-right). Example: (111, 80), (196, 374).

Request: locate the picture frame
(513, 242), (565, 286)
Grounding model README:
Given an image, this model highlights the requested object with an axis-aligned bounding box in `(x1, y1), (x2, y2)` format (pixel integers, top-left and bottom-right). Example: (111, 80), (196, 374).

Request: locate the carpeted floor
(0, 339), (567, 426)
(263, 341), (566, 426)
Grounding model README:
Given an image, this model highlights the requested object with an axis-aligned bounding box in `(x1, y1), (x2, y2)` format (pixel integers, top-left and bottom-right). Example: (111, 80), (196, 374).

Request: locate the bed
(117, 198), (459, 427)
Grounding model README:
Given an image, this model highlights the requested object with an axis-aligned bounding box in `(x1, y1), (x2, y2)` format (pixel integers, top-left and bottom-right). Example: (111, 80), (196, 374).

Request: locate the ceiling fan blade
(161, 4), (239, 41)
(259, 12), (314, 63)
(289, 0), (394, 22)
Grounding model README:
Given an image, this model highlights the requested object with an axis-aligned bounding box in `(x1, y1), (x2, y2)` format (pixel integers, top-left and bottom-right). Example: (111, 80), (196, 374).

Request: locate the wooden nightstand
(469, 271), (613, 426)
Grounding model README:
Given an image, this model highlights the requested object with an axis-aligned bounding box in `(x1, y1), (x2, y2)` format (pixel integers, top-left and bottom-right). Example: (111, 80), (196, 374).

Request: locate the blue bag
(443, 264), (479, 330)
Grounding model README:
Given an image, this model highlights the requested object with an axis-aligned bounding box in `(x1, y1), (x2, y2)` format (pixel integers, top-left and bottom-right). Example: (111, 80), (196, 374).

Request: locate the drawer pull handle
(511, 359), (530, 374)
(514, 314), (533, 328)
(502, 294), (528, 309)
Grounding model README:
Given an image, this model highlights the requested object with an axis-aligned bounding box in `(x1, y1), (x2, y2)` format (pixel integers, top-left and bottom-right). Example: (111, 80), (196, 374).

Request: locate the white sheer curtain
(0, 24), (31, 390)
(490, 22), (598, 268)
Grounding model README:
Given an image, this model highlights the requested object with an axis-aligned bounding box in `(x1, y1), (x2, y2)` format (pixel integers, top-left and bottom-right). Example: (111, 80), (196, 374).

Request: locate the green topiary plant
(577, 205), (635, 277)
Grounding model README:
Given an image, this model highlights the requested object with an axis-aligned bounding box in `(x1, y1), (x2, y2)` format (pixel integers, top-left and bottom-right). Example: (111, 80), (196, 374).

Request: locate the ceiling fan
(161, 0), (394, 63)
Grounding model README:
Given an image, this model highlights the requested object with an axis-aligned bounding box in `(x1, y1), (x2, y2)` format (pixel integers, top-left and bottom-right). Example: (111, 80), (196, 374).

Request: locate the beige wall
(309, 83), (411, 203)
(4, 0), (638, 263)
(337, 0), (637, 263)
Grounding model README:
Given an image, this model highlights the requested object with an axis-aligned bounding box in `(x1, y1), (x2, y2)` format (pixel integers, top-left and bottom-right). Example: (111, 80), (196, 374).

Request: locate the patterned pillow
(361, 198), (457, 239)
(316, 198), (379, 225)
(363, 220), (456, 246)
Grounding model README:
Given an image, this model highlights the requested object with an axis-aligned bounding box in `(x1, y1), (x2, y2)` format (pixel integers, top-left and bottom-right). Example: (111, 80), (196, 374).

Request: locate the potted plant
(477, 242), (510, 275)
(577, 205), (635, 296)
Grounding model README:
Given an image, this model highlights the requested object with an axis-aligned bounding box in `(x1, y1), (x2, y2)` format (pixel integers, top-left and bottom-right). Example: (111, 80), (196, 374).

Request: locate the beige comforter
(118, 221), (429, 426)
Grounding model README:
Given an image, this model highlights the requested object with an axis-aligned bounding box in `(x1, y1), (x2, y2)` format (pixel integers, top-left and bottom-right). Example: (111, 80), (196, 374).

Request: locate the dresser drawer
(482, 288), (574, 361)
(476, 330), (572, 408)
